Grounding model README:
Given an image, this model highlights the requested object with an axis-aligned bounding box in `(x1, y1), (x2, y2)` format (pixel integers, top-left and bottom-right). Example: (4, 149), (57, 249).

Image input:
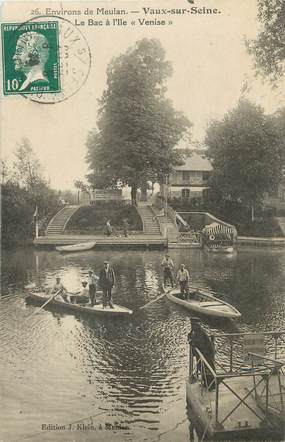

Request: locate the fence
(188, 331), (285, 432)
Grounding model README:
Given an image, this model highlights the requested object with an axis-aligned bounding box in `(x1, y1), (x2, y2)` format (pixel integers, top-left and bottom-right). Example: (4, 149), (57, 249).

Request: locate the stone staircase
(137, 204), (161, 235)
(45, 205), (80, 235)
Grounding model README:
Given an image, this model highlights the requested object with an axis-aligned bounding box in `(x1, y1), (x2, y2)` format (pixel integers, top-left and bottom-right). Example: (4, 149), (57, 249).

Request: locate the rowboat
(56, 241), (96, 253)
(166, 287), (241, 319)
(205, 245), (234, 254)
(27, 291), (133, 317)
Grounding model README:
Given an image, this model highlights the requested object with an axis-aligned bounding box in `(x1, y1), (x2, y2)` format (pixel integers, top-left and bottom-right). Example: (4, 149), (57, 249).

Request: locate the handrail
(211, 331), (285, 338)
(211, 331), (285, 373)
(248, 352), (285, 368)
(189, 344), (278, 429)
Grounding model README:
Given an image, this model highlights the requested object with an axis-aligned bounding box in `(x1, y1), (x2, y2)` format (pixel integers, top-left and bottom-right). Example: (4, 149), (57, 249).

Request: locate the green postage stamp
(1, 21), (60, 95)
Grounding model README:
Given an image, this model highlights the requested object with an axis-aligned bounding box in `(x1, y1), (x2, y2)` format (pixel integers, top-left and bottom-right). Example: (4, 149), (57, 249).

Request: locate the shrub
(65, 203), (143, 232)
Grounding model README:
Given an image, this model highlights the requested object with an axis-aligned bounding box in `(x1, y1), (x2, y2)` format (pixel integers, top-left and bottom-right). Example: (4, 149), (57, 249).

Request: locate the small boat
(205, 244), (234, 253)
(166, 287), (241, 319)
(27, 291), (133, 317)
(56, 241), (96, 253)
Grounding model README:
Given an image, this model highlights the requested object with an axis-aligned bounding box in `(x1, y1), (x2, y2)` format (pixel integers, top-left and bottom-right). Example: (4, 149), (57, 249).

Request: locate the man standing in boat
(88, 270), (98, 306)
(161, 253), (175, 288)
(176, 263), (190, 298)
(99, 260), (116, 308)
(188, 318), (215, 390)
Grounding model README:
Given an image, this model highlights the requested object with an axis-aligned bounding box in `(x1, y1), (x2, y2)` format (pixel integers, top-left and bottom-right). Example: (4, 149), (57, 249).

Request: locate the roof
(174, 153), (212, 172)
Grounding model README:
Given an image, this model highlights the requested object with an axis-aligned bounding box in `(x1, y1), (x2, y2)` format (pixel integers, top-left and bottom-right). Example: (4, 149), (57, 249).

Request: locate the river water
(1, 247), (285, 442)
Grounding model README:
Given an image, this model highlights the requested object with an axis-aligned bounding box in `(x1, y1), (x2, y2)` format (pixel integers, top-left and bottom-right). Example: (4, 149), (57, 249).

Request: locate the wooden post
(265, 374), (269, 418)
(215, 380), (219, 428)
(278, 371), (284, 413)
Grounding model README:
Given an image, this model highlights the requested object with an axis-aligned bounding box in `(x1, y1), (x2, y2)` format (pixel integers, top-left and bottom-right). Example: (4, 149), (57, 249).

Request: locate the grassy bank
(65, 201), (143, 234)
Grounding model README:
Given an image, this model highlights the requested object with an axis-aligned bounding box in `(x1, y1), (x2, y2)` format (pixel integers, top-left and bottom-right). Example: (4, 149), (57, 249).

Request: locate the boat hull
(56, 241), (96, 253)
(166, 288), (241, 319)
(205, 245), (234, 253)
(27, 292), (133, 317)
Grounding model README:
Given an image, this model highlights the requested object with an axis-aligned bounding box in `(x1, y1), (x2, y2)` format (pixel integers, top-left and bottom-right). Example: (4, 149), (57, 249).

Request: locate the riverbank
(237, 236), (285, 247)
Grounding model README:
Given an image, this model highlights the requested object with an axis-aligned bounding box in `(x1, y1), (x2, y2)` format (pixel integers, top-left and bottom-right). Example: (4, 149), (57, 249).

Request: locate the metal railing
(211, 331), (285, 373)
(188, 331), (285, 431)
(178, 230), (201, 244)
(189, 346), (282, 431)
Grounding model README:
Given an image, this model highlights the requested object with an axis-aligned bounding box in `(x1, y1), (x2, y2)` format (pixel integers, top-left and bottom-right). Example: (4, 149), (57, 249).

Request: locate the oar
(35, 290), (61, 313)
(140, 286), (171, 310)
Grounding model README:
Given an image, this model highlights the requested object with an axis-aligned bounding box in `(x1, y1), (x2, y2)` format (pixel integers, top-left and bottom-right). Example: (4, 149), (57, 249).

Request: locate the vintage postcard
(1, 1), (285, 441)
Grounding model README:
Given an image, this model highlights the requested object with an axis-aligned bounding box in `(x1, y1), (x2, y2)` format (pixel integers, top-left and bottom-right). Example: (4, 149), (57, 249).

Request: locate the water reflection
(1, 247), (285, 441)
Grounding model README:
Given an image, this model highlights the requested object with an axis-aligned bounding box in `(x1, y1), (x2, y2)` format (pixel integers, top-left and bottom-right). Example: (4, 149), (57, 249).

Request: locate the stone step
(46, 206), (80, 234)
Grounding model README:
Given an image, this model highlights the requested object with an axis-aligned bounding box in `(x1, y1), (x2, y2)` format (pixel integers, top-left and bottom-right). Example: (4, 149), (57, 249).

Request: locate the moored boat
(166, 287), (241, 319)
(56, 241), (96, 253)
(205, 244), (234, 254)
(27, 291), (133, 317)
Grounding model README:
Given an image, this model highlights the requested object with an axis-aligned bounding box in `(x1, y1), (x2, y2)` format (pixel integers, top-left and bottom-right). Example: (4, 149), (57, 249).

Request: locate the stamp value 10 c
(1, 21), (61, 95)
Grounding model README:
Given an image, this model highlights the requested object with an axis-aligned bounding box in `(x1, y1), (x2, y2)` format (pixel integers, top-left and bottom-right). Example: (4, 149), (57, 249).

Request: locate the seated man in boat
(161, 254), (175, 288)
(188, 318), (215, 390)
(75, 281), (90, 304)
(176, 264), (190, 299)
(51, 277), (69, 302)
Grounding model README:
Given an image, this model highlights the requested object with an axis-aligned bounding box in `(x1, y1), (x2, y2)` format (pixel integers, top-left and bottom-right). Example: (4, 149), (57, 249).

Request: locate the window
(202, 171), (210, 181)
(182, 171), (189, 182)
(182, 188), (190, 198)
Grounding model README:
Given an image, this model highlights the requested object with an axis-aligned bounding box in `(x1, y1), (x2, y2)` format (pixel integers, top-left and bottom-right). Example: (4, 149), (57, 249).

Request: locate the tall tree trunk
(141, 182), (147, 202)
(131, 184), (137, 206)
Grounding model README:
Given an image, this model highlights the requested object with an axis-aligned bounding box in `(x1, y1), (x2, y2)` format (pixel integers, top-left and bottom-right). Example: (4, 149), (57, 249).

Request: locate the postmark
(1, 16), (91, 103)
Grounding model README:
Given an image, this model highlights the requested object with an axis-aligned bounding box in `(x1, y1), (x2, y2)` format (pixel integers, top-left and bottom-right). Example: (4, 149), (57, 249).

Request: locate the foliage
(246, 0), (285, 83)
(13, 139), (43, 190)
(86, 38), (191, 197)
(2, 182), (34, 247)
(65, 202), (143, 233)
(2, 139), (59, 248)
(205, 99), (283, 219)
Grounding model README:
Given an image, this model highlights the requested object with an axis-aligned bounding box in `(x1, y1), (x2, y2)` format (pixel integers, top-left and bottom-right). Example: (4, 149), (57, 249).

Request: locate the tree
(13, 138), (43, 191)
(246, 0), (285, 83)
(2, 182), (34, 248)
(86, 38), (191, 202)
(205, 99), (283, 221)
(2, 140), (58, 247)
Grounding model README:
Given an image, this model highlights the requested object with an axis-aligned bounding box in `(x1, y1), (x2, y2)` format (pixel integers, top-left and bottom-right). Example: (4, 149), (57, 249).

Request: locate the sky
(1, 0), (284, 190)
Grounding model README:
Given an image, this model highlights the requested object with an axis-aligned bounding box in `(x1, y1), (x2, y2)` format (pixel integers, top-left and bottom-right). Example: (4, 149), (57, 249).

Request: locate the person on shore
(123, 219), (129, 237)
(99, 261), (116, 308)
(52, 277), (69, 302)
(176, 264), (190, 298)
(88, 270), (98, 306)
(188, 317), (215, 390)
(106, 220), (112, 236)
(75, 281), (90, 304)
(161, 254), (175, 288)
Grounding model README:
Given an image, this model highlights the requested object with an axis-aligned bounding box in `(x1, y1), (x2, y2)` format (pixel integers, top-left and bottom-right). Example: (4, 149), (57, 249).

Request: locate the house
(163, 152), (212, 206)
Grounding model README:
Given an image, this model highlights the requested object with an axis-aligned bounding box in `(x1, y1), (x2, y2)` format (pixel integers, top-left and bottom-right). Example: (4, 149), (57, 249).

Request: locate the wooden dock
(186, 332), (285, 440)
(33, 234), (167, 249)
(186, 376), (283, 440)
